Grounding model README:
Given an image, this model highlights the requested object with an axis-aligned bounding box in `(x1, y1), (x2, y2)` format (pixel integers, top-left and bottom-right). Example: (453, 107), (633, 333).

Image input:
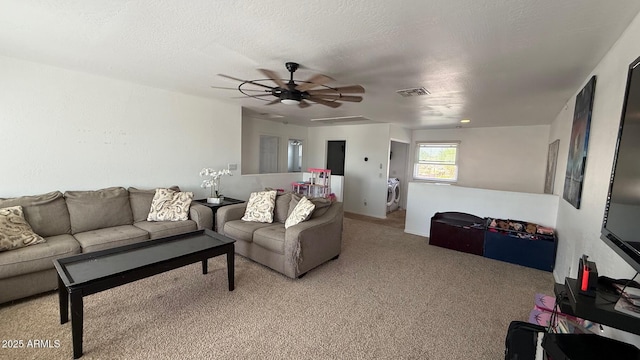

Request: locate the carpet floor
(0, 217), (553, 359)
(344, 209), (406, 230)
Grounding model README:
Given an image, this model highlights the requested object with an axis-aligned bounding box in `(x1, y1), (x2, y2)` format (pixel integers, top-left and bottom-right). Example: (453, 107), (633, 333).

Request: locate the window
(413, 142), (459, 182)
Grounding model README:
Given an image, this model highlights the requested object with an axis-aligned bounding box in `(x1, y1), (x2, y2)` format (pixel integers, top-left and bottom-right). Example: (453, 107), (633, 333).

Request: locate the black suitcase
(504, 320), (547, 360)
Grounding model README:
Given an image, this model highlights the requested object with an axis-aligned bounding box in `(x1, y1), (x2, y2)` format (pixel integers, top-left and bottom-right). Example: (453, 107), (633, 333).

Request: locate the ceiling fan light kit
(216, 62), (365, 108)
(280, 99), (300, 105)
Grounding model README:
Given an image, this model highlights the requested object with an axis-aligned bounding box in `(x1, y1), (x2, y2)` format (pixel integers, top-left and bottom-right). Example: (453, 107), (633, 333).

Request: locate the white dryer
(387, 178), (400, 213)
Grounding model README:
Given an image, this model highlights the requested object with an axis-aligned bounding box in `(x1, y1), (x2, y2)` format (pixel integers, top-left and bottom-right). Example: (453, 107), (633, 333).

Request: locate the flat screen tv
(601, 55), (640, 273)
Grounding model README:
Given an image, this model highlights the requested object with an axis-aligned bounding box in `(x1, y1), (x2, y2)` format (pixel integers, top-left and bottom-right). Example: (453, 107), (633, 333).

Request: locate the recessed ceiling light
(460, 119), (471, 123)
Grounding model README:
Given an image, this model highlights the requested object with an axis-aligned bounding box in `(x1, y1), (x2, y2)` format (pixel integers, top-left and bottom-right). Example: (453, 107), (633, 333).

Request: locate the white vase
(207, 197), (222, 204)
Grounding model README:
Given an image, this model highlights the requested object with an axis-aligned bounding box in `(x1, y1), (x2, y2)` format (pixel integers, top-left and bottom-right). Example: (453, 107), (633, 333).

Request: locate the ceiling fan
(213, 62), (364, 108)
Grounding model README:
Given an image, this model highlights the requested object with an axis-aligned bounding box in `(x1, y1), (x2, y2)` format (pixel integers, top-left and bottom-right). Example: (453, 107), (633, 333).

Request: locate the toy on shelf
(292, 168), (331, 198)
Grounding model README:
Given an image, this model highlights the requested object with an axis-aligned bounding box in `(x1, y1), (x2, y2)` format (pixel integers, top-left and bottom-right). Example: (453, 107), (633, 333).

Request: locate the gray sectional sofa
(216, 192), (343, 279)
(0, 187), (213, 304)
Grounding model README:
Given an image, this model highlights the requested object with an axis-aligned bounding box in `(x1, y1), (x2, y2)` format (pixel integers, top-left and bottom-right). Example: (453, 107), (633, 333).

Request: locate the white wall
(405, 183), (559, 237)
(550, 12), (640, 282)
(412, 125), (550, 193)
(390, 124), (412, 143)
(241, 113), (308, 174)
(307, 123), (391, 218)
(0, 56), (242, 197)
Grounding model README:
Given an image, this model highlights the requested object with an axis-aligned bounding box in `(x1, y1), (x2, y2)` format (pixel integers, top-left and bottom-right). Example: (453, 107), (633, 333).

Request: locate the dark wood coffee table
(53, 229), (235, 359)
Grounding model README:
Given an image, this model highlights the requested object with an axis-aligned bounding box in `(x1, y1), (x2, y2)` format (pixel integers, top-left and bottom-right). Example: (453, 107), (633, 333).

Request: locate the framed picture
(544, 139), (560, 194)
(563, 76), (597, 209)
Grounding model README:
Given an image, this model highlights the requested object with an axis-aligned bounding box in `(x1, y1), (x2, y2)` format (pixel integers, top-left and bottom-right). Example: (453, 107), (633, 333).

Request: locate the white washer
(393, 179), (401, 204)
(387, 178), (400, 212)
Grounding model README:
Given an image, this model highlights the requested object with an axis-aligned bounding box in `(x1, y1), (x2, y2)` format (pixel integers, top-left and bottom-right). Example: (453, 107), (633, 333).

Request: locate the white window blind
(413, 142), (459, 182)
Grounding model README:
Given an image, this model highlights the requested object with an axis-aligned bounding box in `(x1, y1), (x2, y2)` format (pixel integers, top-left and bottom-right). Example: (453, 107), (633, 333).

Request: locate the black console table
(504, 278), (640, 358)
(554, 277), (640, 335)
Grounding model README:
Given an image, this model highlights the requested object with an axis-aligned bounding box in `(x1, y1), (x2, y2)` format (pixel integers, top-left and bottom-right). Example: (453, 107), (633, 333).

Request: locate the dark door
(327, 140), (346, 176)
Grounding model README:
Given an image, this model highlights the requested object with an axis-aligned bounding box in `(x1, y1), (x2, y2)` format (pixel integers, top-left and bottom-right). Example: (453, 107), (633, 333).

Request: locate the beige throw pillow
(285, 196), (316, 229)
(147, 188), (194, 222)
(241, 190), (277, 223)
(0, 206), (46, 252)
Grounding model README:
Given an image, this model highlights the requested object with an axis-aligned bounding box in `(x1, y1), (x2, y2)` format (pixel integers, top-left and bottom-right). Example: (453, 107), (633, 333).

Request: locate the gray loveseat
(0, 186), (213, 304)
(216, 192), (343, 279)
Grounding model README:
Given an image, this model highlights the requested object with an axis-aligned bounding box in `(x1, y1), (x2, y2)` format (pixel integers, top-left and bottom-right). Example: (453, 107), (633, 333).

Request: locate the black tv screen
(601, 55), (640, 273)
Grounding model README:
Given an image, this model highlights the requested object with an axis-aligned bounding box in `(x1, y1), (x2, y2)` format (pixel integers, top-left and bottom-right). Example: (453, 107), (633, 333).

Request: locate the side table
(195, 197), (245, 230)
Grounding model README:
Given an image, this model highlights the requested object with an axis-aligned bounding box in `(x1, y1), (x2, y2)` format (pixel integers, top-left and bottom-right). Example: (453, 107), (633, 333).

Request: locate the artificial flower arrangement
(200, 167), (232, 203)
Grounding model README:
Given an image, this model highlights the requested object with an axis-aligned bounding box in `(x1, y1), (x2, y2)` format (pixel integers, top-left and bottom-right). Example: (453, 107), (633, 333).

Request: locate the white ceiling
(1, 1), (639, 129)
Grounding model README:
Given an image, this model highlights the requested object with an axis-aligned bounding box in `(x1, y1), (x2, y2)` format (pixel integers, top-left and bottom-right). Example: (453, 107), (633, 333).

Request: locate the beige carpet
(344, 209), (406, 230)
(0, 218), (553, 359)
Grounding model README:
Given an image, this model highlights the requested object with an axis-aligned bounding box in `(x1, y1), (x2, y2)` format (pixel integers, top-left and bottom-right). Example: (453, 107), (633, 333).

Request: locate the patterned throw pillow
(0, 206), (46, 252)
(147, 188), (194, 222)
(285, 196), (316, 229)
(241, 190), (277, 223)
(288, 194), (332, 219)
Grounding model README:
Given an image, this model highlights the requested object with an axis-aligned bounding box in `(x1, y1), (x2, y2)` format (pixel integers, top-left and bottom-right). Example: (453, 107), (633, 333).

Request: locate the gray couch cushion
(129, 186), (180, 223)
(133, 220), (197, 239)
(0, 191), (71, 237)
(74, 225), (149, 253)
(223, 220), (273, 243)
(253, 225), (286, 254)
(273, 193), (293, 223)
(65, 187), (134, 234)
(0, 234), (80, 279)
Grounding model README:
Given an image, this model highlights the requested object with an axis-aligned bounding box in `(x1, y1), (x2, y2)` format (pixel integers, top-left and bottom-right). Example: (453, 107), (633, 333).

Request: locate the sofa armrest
(216, 203), (247, 234)
(283, 202), (344, 278)
(189, 203), (213, 230)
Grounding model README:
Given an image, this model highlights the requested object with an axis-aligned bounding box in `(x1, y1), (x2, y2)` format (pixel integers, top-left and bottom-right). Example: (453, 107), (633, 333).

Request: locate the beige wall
(241, 112), (308, 174)
(0, 55), (241, 198)
(307, 123), (391, 218)
(411, 125), (550, 194)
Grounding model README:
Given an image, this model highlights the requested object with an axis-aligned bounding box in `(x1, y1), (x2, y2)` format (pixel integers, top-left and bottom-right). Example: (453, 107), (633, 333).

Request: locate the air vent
(310, 115), (373, 123)
(396, 87), (430, 97)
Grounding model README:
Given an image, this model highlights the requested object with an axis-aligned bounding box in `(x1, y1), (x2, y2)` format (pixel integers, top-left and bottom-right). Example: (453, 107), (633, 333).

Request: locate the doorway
(326, 140), (346, 176)
(388, 140), (409, 212)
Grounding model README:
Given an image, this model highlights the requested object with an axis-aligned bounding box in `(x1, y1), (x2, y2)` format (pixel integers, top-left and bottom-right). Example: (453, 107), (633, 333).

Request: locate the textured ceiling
(1, 1), (639, 129)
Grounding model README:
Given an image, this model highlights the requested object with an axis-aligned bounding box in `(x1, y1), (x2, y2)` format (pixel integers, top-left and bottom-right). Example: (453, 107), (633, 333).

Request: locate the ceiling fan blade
(210, 86), (267, 92)
(295, 74), (335, 92)
(231, 94), (274, 99)
(312, 94), (363, 102)
(218, 74), (275, 90)
(265, 99), (281, 105)
(298, 100), (311, 108)
(307, 97), (342, 108)
(258, 69), (288, 89)
(307, 85), (365, 94)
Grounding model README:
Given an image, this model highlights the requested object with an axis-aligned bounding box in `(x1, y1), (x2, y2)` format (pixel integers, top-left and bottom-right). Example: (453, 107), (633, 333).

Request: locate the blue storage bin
(483, 219), (557, 272)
